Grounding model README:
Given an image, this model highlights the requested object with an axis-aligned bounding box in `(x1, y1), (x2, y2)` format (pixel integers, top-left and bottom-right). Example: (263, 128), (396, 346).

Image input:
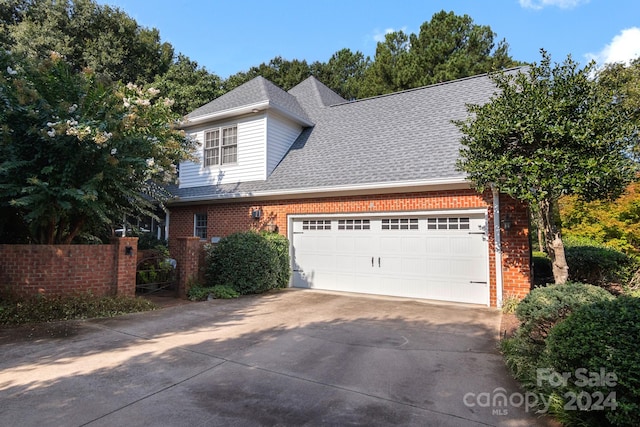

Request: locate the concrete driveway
(0, 290), (554, 426)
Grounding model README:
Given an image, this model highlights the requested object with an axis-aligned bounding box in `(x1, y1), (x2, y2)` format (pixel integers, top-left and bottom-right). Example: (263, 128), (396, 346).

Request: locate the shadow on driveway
(0, 290), (557, 426)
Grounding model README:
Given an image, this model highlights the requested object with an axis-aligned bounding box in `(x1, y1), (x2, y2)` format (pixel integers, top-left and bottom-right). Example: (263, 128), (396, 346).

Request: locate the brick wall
(168, 189), (531, 307)
(0, 237), (139, 298)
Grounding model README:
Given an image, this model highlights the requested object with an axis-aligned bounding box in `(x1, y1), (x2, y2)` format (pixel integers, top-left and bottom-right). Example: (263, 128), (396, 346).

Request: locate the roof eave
(181, 101), (314, 129)
(168, 177), (472, 205)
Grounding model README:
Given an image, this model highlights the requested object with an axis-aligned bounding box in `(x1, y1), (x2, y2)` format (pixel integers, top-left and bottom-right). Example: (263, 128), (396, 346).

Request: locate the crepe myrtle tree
(0, 51), (196, 244)
(455, 50), (637, 284)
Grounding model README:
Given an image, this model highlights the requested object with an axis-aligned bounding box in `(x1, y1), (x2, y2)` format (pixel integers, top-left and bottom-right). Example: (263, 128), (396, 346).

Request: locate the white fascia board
(181, 101), (314, 129)
(170, 177), (472, 205)
(180, 101), (270, 128)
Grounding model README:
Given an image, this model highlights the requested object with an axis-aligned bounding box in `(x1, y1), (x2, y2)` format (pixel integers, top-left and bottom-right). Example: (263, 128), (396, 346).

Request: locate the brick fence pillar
(174, 237), (203, 299)
(111, 237), (138, 297)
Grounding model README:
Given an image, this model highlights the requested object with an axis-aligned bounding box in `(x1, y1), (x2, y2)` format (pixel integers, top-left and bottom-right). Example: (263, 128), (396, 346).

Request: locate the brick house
(166, 72), (531, 307)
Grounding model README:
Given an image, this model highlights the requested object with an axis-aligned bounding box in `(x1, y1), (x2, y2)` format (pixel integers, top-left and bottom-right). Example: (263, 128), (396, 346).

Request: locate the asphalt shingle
(174, 71), (515, 201)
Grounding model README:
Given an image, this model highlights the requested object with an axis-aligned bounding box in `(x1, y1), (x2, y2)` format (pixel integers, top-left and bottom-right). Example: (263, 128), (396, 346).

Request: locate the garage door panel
(426, 237), (450, 254)
(401, 236), (427, 254)
(292, 214), (489, 305)
(379, 236), (402, 252)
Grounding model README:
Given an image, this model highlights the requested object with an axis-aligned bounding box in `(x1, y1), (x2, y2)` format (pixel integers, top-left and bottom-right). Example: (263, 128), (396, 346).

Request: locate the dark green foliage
(533, 251), (553, 286)
(565, 245), (638, 289)
(261, 231), (291, 289)
(187, 284), (239, 301)
(0, 293), (156, 325)
(545, 296), (640, 426)
(515, 282), (614, 348)
(9, 0), (173, 85)
(501, 283), (614, 391)
(149, 54), (223, 115)
(456, 50), (638, 283)
(135, 233), (168, 251)
(205, 231), (290, 295)
(0, 51), (193, 244)
(359, 10), (518, 97)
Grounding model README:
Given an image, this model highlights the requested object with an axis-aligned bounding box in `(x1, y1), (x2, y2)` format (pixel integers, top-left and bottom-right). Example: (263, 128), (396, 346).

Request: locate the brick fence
(0, 237), (138, 298)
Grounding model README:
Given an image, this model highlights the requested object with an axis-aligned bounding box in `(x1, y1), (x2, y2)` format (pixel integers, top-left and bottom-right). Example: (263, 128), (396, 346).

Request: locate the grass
(0, 293), (157, 325)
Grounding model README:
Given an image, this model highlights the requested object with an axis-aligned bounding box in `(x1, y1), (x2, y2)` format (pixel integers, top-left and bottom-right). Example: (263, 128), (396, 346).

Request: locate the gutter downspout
(492, 185), (504, 308)
(165, 211), (170, 241)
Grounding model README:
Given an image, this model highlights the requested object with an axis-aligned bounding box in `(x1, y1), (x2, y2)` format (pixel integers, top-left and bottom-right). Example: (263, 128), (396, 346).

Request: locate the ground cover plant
(0, 292), (157, 325)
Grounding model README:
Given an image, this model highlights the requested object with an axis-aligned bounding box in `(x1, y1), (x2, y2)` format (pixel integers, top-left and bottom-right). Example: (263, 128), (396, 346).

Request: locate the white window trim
(204, 125), (237, 167)
(194, 213), (207, 239)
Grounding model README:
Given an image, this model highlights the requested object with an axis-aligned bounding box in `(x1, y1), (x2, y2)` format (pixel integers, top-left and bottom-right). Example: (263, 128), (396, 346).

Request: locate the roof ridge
(329, 67), (524, 108)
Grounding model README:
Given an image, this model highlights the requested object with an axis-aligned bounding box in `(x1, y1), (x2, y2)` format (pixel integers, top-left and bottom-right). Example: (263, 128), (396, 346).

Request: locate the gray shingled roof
(173, 72), (512, 201)
(186, 76), (311, 124)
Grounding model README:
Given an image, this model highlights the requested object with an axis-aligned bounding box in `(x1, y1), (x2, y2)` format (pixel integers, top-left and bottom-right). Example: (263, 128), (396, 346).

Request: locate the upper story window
(204, 125), (237, 166)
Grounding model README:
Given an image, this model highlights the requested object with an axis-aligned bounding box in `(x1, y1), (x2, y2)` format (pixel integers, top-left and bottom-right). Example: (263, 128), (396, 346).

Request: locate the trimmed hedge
(565, 245), (638, 289)
(205, 231), (290, 295)
(515, 282), (615, 348)
(501, 283), (614, 394)
(545, 296), (640, 426)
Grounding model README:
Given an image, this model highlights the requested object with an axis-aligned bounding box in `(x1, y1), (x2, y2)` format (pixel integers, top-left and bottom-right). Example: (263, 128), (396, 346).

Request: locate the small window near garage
(338, 219), (370, 230)
(427, 217), (470, 230)
(194, 213), (207, 239)
(302, 220), (331, 230)
(382, 218), (418, 230)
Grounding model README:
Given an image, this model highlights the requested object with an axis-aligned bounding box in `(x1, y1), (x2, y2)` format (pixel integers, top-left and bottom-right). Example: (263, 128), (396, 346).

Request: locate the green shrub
(262, 232), (291, 287)
(565, 244), (638, 289)
(0, 293), (156, 325)
(501, 293), (521, 314)
(187, 284), (239, 301)
(545, 296), (640, 426)
(205, 231), (290, 295)
(515, 282), (615, 347)
(532, 251), (553, 286)
(502, 283), (614, 391)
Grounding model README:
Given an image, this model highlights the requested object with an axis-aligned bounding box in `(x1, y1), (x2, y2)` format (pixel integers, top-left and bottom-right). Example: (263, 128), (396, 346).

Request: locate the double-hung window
(194, 213), (207, 239)
(204, 125), (237, 166)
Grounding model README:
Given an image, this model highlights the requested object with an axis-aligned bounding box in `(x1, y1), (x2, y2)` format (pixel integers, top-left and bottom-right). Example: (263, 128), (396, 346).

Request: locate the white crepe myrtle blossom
(110, 148), (117, 155)
(68, 104), (78, 114)
(6, 66), (17, 75)
(147, 87), (160, 96)
(47, 129), (56, 137)
(135, 98), (150, 106)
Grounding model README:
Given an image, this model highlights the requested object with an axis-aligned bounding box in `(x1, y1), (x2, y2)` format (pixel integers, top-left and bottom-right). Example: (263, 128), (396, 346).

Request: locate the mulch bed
(500, 312), (519, 340)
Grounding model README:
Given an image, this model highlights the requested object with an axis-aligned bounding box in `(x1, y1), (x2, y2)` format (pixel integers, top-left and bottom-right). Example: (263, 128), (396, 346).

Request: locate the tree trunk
(539, 199), (569, 284)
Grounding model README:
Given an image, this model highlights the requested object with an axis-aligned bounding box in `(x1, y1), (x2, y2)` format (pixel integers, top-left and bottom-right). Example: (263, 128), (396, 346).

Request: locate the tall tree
(0, 0), (28, 49)
(361, 10), (519, 97)
(224, 56), (312, 93)
(150, 54), (223, 116)
(359, 31), (413, 97)
(0, 51), (195, 244)
(409, 10), (516, 85)
(310, 48), (370, 100)
(456, 51), (637, 283)
(8, 0), (173, 84)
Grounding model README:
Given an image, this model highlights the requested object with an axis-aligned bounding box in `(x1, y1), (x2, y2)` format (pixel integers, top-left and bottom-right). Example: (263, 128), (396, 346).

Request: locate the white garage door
(291, 214), (489, 305)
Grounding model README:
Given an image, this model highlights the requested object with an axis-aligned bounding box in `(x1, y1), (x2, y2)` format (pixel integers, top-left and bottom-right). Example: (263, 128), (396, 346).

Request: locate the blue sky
(99, 0), (640, 78)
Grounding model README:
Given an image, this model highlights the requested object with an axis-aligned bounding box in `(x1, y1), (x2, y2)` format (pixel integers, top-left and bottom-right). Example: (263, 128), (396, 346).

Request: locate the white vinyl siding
(266, 112), (303, 177)
(179, 115), (266, 188)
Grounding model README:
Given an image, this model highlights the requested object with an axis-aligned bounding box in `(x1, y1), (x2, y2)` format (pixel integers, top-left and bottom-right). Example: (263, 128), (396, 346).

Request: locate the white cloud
(586, 27), (640, 65)
(519, 0), (589, 10)
(372, 27), (408, 43)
